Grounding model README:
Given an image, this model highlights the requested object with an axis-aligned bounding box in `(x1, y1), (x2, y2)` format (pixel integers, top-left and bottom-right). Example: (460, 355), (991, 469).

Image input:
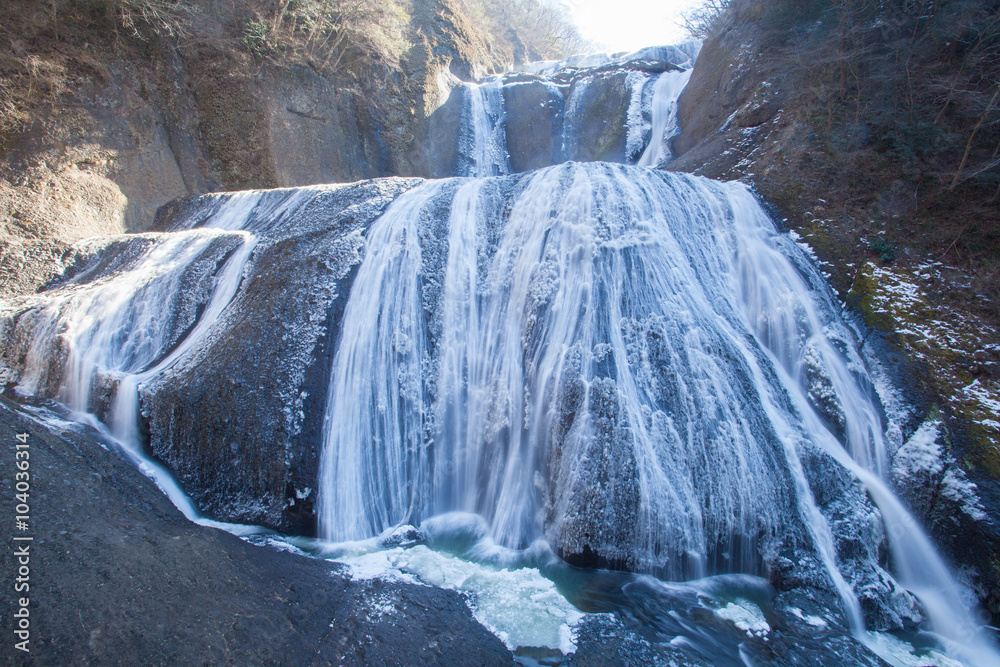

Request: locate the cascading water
(0, 193), (273, 525)
(636, 67), (693, 167)
(320, 165), (800, 573)
(633, 42), (701, 168)
(459, 77), (510, 178)
(728, 195), (1000, 665)
(316, 162), (1000, 664)
(2, 40), (997, 667)
(5, 185), (337, 444)
(12, 226), (253, 438)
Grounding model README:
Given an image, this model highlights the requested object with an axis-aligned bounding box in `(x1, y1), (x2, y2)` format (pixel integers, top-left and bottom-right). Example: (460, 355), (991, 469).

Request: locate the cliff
(0, 0), (584, 298)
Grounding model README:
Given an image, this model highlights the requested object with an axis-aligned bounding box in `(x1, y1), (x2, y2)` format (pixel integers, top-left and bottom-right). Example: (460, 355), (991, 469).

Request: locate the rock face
(261, 65), (375, 186)
(0, 396), (512, 665)
(0, 0), (508, 298)
(494, 49), (697, 173)
(561, 71), (635, 163)
(0, 179), (421, 533)
(503, 79), (565, 172)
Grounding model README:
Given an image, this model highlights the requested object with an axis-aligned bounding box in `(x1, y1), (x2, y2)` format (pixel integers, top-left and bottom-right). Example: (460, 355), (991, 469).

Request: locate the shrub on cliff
(686, 0), (999, 285)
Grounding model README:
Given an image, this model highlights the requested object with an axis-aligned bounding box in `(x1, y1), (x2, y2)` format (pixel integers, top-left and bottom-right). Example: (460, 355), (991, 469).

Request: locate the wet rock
(563, 70), (632, 163)
(378, 524), (426, 549)
(801, 339), (848, 440)
(567, 613), (711, 666)
(797, 442), (920, 630)
(0, 396), (512, 665)
(503, 80), (564, 172)
(547, 373), (641, 572)
(142, 179), (422, 531)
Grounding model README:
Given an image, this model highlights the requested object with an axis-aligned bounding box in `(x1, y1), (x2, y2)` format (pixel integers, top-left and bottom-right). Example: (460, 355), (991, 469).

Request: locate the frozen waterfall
(1, 40), (997, 666)
(314, 161), (999, 665)
(459, 77), (510, 178)
(637, 67), (693, 167)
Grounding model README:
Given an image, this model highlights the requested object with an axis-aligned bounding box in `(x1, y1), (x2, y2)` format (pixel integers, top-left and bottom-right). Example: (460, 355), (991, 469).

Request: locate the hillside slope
(0, 0), (584, 297)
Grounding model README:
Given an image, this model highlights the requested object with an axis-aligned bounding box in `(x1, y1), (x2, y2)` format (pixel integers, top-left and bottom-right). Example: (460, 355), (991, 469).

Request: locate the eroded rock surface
(0, 395), (513, 665)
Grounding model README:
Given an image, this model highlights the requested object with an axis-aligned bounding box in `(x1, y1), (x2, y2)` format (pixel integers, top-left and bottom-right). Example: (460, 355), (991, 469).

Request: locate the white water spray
(637, 68), (693, 167)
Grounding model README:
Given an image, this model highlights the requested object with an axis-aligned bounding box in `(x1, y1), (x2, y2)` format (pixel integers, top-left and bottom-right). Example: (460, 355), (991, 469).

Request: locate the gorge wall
(0, 0), (564, 296)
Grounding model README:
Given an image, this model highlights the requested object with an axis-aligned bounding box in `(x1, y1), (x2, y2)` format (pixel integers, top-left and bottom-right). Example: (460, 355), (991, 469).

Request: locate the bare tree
(681, 0), (731, 39)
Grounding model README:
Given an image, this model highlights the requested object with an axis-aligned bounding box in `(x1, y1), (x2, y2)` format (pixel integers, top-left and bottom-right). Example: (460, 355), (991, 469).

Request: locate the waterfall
(459, 77), (510, 178)
(319, 165), (809, 566)
(727, 195), (1000, 664)
(315, 161), (999, 664)
(2, 38), (996, 665)
(0, 194), (268, 523)
(456, 43), (700, 176)
(636, 68), (693, 167)
(13, 226), (254, 432)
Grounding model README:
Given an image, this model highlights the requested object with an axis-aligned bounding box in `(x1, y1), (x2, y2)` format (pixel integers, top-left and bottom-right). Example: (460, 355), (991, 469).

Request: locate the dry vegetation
(0, 0), (589, 155)
(695, 0), (1000, 293)
(455, 0), (593, 61)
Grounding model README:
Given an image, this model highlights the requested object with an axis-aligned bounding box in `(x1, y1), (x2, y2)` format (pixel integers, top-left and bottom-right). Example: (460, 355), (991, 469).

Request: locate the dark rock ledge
(0, 395), (512, 666)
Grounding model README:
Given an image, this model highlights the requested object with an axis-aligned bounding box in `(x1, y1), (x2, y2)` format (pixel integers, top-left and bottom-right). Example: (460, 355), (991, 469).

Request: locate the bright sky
(560, 0), (705, 53)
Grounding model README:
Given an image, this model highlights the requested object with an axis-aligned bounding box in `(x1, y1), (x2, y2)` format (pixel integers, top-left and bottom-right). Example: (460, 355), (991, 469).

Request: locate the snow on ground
(891, 419), (987, 521)
(859, 262), (1000, 441)
(332, 543), (583, 654)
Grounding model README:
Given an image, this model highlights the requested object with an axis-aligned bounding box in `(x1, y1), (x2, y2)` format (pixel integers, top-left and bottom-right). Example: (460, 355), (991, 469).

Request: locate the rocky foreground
(2, 394), (746, 666)
(0, 394), (513, 665)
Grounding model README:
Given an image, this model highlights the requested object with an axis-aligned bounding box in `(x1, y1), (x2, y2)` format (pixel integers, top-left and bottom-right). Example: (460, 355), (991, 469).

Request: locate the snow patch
(715, 599), (770, 637)
(790, 606), (828, 628)
(892, 420), (945, 478)
(892, 419), (987, 522)
(334, 544), (582, 653)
